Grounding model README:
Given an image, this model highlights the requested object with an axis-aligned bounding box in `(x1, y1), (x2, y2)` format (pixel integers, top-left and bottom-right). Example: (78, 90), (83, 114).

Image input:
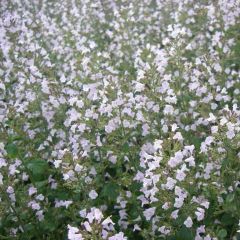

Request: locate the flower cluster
(68, 207), (127, 240)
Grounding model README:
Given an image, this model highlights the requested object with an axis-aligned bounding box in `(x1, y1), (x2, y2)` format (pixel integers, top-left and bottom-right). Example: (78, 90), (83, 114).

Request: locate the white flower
(133, 224), (141, 231)
(174, 197), (184, 208)
(171, 123), (178, 132)
(36, 210), (44, 221)
(28, 201), (40, 210)
(185, 156), (195, 167)
(213, 63), (222, 72)
(86, 208), (103, 223)
(109, 232), (127, 240)
(196, 225), (205, 235)
(159, 226), (170, 235)
(135, 82), (145, 92)
(67, 225), (83, 240)
(184, 217), (193, 228)
(7, 186), (14, 194)
(0, 158), (7, 168)
(53, 160), (62, 168)
(207, 113), (216, 122)
(168, 151), (183, 168)
(109, 155), (117, 164)
(211, 126), (218, 134)
(173, 132), (183, 141)
(74, 164), (83, 172)
(164, 105), (174, 115)
(89, 190), (98, 200)
(226, 130), (235, 139)
(79, 209), (87, 218)
(55, 200), (73, 209)
(171, 210), (179, 219)
(162, 202), (170, 210)
(28, 186), (37, 196)
(176, 170), (186, 181)
(143, 207), (156, 221)
(162, 124), (168, 133)
(154, 139), (163, 150)
(165, 177), (177, 190)
(83, 221), (92, 232)
(36, 194), (44, 201)
(204, 235), (211, 240)
(201, 201), (209, 209)
(102, 216), (115, 226)
(195, 207), (205, 221)
(205, 136), (214, 145)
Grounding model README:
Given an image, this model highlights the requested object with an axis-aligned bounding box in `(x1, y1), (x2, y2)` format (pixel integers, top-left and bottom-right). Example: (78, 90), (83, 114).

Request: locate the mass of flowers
(0, 0), (240, 239)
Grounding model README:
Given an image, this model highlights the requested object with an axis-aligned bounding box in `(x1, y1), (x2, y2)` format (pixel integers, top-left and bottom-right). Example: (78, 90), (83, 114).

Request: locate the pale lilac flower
(143, 207), (156, 221)
(184, 217), (193, 228)
(67, 225), (83, 240)
(109, 232), (127, 240)
(89, 190), (98, 200)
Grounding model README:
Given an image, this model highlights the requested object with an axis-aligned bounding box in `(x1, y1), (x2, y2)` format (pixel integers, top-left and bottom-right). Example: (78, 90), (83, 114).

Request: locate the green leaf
(122, 142), (129, 152)
(101, 182), (120, 202)
(5, 143), (18, 158)
(218, 229), (227, 239)
(221, 213), (235, 226)
(35, 180), (48, 188)
(27, 159), (49, 181)
(226, 194), (235, 203)
(128, 205), (139, 220)
(47, 189), (70, 201)
(175, 226), (194, 240)
(40, 213), (59, 232)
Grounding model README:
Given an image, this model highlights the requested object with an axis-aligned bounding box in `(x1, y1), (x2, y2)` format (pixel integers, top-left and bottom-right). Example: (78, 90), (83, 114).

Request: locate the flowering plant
(0, 0), (240, 239)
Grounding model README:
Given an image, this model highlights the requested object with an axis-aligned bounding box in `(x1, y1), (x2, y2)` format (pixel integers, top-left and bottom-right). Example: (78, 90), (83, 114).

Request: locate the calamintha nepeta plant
(0, 0), (240, 239)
